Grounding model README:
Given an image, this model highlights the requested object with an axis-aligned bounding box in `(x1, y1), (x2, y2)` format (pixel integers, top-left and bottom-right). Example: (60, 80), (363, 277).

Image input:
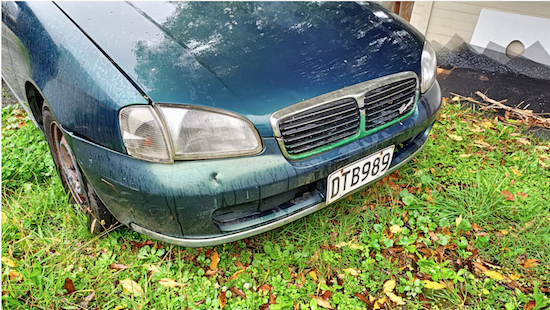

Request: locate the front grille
(279, 98), (360, 155)
(364, 78), (417, 131)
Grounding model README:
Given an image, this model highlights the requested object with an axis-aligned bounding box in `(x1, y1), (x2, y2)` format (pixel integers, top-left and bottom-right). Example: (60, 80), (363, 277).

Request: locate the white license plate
(326, 145), (395, 204)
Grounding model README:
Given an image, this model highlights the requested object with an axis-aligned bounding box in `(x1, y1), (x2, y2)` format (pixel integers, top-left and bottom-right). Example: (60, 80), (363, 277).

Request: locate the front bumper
(66, 82), (441, 247)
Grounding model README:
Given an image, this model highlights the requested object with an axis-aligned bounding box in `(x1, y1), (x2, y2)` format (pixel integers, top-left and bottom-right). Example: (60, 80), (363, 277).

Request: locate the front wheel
(43, 108), (117, 234)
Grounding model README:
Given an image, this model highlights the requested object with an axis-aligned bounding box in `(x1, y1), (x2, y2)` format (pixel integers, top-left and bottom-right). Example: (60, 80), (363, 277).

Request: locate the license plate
(326, 145), (395, 204)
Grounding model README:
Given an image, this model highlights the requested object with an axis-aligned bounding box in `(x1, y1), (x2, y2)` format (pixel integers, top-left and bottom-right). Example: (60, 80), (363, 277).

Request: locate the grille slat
(279, 98), (360, 155)
(364, 78), (417, 132)
(276, 75), (418, 157)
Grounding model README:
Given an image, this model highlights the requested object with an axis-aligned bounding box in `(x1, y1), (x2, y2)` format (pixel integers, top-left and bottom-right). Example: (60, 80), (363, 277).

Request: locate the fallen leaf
(230, 269), (246, 280)
(205, 269), (218, 277)
(79, 291), (95, 308)
(459, 154), (472, 158)
(321, 290), (332, 300)
(523, 259), (539, 269)
(448, 134), (463, 141)
(230, 287), (247, 299)
(516, 192), (529, 198)
(424, 280), (446, 290)
(2, 257), (18, 268)
(236, 260), (245, 270)
(383, 279), (396, 293)
(524, 300), (536, 310)
(63, 278), (77, 295)
(219, 291), (226, 309)
(373, 297), (387, 309)
(385, 292), (406, 305)
(210, 251), (220, 270)
(389, 225), (403, 234)
(258, 284), (273, 292)
(8, 270), (21, 280)
(428, 231), (439, 242)
(484, 270), (504, 281)
(511, 168), (521, 176)
(158, 278), (185, 288)
(109, 263), (128, 270)
(354, 293), (369, 303)
(120, 279), (143, 295)
(509, 274), (521, 280)
(343, 268), (360, 276)
(455, 214), (463, 228)
(269, 291), (276, 304)
(500, 230), (509, 235)
(479, 75), (489, 81)
(146, 264), (159, 274)
(308, 270), (318, 281)
(309, 295), (333, 309)
(501, 190), (515, 201)
(194, 299), (206, 306)
(129, 240), (155, 248)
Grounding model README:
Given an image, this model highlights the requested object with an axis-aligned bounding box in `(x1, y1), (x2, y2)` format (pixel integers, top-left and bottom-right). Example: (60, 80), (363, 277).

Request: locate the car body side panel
(56, 1), (424, 137)
(3, 1), (147, 152)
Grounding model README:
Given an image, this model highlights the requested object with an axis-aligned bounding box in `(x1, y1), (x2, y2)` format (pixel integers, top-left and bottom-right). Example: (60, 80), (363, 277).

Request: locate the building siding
(410, 1), (550, 47)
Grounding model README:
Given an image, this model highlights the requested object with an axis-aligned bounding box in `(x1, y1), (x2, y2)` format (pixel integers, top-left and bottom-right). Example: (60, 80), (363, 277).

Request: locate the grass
(2, 99), (550, 310)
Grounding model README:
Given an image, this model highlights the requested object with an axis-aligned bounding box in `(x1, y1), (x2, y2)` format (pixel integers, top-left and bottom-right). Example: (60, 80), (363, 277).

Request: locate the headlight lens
(421, 41), (437, 93)
(157, 106), (262, 160)
(119, 105), (262, 162)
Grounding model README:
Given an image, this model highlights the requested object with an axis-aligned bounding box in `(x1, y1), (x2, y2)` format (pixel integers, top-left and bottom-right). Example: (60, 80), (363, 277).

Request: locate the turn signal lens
(119, 106), (172, 163)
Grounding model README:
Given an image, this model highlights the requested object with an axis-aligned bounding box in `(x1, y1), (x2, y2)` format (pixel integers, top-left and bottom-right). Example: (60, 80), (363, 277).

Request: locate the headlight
(120, 105), (262, 162)
(420, 41), (437, 93)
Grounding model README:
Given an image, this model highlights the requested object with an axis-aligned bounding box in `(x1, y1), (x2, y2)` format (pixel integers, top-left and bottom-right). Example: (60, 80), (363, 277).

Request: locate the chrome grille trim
(270, 71), (419, 158)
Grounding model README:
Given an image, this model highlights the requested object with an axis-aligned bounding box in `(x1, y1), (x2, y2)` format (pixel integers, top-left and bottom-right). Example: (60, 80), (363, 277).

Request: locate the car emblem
(399, 100), (413, 114)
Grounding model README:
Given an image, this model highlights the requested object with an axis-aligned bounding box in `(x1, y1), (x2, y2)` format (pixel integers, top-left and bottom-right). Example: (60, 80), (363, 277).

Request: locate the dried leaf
(230, 269), (246, 280)
(321, 290), (332, 300)
(523, 259), (539, 269)
(500, 230), (509, 235)
(383, 279), (396, 293)
(342, 268), (360, 276)
(516, 192), (529, 198)
(236, 260), (245, 270)
(455, 214), (463, 228)
(109, 263), (128, 270)
(2, 257), (18, 268)
(63, 278), (77, 295)
(354, 293), (369, 303)
(389, 225), (403, 234)
(259, 284), (273, 292)
(511, 168), (521, 176)
(448, 134), (463, 141)
(424, 280), (446, 290)
(205, 269), (218, 277)
(459, 154), (472, 158)
(484, 270), (504, 281)
(129, 240), (155, 248)
(428, 231), (439, 242)
(219, 291), (226, 309)
(210, 251), (220, 270)
(523, 300), (536, 310)
(230, 287), (247, 299)
(79, 291), (95, 308)
(385, 292), (406, 305)
(373, 297), (387, 309)
(8, 270), (21, 280)
(120, 279), (143, 295)
(501, 190), (515, 201)
(269, 291), (276, 304)
(308, 271), (318, 281)
(158, 278), (185, 288)
(509, 274), (521, 280)
(194, 299), (206, 306)
(309, 295), (333, 309)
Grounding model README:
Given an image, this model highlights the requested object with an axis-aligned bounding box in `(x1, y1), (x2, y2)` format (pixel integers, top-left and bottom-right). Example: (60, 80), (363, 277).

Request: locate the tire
(42, 108), (117, 234)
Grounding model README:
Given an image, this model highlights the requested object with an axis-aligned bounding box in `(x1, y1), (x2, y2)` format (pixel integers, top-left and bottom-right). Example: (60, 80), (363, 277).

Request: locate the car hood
(56, 1), (424, 136)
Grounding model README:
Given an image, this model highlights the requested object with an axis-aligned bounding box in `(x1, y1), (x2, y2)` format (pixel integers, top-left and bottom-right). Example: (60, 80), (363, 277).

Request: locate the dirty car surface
(1, 1), (441, 246)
